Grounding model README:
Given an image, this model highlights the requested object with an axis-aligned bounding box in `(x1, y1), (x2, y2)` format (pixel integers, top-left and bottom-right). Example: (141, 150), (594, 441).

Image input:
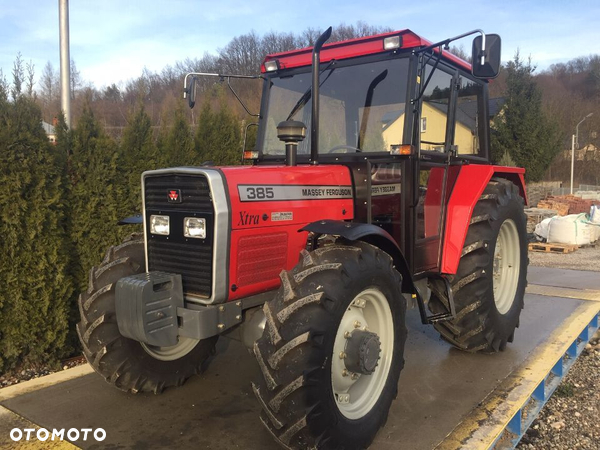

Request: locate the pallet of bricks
(537, 195), (600, 216)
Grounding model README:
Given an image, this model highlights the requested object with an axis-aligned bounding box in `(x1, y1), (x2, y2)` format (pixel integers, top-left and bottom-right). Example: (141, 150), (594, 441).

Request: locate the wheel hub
(331, 288), (394, 419)
(344, 330), (381, 375)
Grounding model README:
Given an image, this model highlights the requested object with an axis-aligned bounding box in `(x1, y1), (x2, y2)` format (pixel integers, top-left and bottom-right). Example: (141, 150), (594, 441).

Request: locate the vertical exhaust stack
(310, 27), (332, 165)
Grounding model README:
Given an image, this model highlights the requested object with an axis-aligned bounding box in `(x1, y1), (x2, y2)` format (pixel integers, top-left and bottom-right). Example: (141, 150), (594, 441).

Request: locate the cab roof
(261, 29), (472, 74)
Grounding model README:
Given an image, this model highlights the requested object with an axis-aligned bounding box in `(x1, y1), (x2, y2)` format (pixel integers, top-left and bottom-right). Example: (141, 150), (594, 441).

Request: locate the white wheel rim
(492, 219), (521, 314)
(141, 336), (198, 361)
(331, 288), (394, 419)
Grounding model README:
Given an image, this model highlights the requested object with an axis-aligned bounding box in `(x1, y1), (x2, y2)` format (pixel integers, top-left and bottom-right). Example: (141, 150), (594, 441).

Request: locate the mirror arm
(226, 77), (260, 118)
(416, 29), (486, 57)
(183, 72), (264, 115)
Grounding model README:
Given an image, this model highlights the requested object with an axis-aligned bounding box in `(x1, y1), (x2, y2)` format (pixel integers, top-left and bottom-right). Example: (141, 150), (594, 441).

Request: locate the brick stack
(537, 195), (600, 216)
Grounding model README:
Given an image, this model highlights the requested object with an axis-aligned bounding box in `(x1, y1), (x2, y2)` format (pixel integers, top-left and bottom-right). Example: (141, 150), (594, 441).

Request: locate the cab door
(413, 63), (457, 273)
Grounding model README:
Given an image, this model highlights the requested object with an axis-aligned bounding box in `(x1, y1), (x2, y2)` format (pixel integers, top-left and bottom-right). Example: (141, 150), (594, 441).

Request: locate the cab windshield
(261, 57), (410, 156)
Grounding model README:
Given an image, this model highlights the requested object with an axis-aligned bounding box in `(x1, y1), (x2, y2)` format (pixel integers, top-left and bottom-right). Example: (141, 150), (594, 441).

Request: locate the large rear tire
(77, 233), (218, 393)
(429, 178), (528, 352)
(252, 242), (407, 449)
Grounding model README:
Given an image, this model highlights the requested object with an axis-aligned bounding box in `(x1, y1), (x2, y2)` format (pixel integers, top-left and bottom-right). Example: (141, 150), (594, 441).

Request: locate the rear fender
(301, 220), (416, 294)
(441, 165), (526, 275)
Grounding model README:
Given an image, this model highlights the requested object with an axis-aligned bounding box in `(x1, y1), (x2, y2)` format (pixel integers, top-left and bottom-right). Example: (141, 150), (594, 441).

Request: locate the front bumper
(115, 271), (242, 346)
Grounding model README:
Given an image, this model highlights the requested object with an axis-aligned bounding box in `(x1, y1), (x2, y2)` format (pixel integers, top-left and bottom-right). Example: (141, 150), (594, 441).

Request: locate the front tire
(77, 234), (218, 393)
(252, 242), (407, 449)
(429, 178), (528, 352)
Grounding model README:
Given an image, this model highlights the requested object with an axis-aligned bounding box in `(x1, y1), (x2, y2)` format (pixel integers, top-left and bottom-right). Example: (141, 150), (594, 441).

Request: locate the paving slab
(0, 267), (597, 449)
(527, 266), (600, 290)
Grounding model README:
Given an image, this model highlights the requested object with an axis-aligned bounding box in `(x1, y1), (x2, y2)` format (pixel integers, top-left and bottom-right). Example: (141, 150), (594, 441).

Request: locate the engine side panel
(221, 165), (354, 300)
(441, 165), (526, 275)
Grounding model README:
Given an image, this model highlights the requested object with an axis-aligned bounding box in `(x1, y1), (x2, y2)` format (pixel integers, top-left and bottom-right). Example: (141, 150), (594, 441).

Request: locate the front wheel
(77, 234), (218, 393)
(252, 242), (407, 449)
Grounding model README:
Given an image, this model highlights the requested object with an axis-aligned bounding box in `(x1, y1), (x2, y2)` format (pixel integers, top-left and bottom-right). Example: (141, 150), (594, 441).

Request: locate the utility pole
(59, 0), (71, 128)
(570, 134), (575, 195)
(571, 113), (594, 194)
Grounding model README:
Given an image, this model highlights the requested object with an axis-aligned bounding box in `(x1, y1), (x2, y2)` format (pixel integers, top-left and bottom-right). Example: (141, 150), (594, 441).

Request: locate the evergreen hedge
(0, 95), (73, 372)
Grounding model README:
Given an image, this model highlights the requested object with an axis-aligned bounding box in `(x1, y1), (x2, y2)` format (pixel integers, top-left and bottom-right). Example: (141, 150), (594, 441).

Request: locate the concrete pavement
(1, 267), (598, 449)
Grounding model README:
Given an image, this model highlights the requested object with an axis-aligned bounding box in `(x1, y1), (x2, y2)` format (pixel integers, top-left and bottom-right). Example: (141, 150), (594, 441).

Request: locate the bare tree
(70, 59), (81, 99)
(25, 60), (35, 97)
(11, 52), (24, 99)
(0, 69), (8, 100)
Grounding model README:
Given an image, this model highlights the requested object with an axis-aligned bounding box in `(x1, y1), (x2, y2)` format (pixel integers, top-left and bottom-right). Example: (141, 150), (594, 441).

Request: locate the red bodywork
(221, 165), (354, 301)
(262, 29), (471, 74)
(441, 165), (526, 274)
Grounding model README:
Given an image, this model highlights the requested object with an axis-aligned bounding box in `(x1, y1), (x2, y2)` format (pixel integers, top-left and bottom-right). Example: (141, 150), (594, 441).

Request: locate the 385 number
(246, 187), (275, 200)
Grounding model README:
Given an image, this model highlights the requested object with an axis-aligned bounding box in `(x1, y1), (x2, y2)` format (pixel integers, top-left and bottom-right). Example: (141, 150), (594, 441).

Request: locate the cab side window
(420, 67), (453, 152)
(456, 77), (485, 156)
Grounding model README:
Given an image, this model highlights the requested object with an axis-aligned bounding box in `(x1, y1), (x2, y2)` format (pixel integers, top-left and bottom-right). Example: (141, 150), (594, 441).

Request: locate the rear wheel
(429, 178), (528, 353)
(77, 233), (218, 393)
(252, 242), (407, 449)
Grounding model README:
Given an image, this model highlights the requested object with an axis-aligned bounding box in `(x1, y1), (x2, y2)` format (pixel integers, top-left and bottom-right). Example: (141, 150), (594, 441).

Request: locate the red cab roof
(261, 29), (472, 73)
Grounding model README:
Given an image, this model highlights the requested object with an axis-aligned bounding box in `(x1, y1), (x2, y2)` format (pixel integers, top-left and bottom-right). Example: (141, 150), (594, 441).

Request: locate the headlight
(150, 215), (170, 235)
(184, 217), (206, 239)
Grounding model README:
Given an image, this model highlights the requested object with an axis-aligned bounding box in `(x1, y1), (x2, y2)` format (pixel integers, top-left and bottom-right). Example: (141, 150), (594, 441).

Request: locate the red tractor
(78, 27), (527, 449)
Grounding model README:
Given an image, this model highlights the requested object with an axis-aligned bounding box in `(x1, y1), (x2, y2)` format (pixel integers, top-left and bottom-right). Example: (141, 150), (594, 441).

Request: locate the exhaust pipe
(310, 26), (332, 165)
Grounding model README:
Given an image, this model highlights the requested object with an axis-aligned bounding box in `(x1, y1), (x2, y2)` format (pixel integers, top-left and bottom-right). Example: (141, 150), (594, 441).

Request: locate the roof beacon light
(264, 60), (280, 72)
(383, 36), (401, 50)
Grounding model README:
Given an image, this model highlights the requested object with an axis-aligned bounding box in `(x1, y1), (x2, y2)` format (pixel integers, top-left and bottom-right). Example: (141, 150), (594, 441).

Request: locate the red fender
(441, 165), (527, 275)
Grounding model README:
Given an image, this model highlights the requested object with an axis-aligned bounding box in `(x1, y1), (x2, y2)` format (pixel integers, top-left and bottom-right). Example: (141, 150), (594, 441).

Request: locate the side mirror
(472, 34), (501, 79)
(186, 76), (197, 109)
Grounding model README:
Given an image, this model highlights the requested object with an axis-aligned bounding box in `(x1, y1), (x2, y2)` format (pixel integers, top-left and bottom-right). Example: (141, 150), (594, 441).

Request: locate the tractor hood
(220, 164), (354, 300)
(220, 164), (355, 230)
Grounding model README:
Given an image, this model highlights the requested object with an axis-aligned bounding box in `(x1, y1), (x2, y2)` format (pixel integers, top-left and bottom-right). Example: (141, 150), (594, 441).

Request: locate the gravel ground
(528, 244), (600, 272)
(0, 356), (86, 389)
(517, 245), (600, 450)
(517, 334), (600, 450)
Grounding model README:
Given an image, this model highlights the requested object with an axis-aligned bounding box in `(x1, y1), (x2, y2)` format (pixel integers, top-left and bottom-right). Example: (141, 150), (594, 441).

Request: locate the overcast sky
(1, 0), (599, 90)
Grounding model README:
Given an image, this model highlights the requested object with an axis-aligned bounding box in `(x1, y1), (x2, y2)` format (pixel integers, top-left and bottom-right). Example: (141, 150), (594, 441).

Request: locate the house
(42, 121), (57, 144)
(381, 97), (505, 155)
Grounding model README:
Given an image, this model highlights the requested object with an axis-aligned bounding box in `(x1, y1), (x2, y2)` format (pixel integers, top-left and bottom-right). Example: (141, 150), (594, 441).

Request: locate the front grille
(144, 174), (212, 211)
(144, 174), (214, 298)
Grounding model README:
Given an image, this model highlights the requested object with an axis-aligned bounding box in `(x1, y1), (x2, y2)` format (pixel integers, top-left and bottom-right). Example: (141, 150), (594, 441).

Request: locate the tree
(67, 98), (125, 291)
(0, 92), (72, 371)
(11, 52), (24, 100)
(70, 59), (81, 99)
(40, 62), (59, 105)
(117, 103), (160, 217)
(195, 93), (241, 166)
(158, 103), (196, 166)
(490, 53), (563, 181)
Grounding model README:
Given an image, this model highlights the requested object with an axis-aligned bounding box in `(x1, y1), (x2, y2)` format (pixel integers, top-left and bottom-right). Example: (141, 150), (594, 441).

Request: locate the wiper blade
(286, 60), (336, 121)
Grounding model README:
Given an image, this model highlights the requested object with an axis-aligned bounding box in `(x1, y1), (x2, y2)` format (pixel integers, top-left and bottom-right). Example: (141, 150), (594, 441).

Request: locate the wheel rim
(331, 288), (394, 419)
(492, 219), (521, 314)
(141, 336), (199, 361)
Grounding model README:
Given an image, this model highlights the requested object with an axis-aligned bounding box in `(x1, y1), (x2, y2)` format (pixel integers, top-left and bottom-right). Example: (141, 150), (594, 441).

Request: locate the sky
(1, 0), (599, 90)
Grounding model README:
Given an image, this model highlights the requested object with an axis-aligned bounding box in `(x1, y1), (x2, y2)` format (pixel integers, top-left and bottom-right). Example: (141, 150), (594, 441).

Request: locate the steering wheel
(327, 145), (362, 153)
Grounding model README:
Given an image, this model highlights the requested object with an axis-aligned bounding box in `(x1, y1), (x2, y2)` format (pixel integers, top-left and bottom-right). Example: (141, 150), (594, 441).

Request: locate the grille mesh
(144, 174), (214, 298)
(236, 233), (288, 286)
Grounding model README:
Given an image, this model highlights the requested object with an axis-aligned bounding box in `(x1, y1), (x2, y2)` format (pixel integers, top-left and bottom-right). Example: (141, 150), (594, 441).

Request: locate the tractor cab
(240, 29), (502, 276)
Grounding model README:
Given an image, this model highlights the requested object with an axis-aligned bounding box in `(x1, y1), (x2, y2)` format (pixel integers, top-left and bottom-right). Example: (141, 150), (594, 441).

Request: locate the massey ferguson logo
(167, 189), (182, 203)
